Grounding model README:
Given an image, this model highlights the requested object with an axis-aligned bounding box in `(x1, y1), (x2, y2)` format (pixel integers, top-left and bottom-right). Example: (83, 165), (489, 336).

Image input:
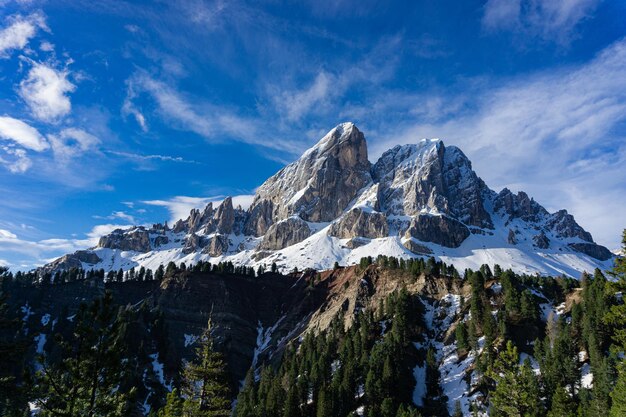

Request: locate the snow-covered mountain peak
(40, 124), (615, 278)
(300, 122), (358, 159)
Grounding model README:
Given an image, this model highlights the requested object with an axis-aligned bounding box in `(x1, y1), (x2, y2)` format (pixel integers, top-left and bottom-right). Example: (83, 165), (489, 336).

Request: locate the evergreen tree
(0, 280), (30, 416)
(547, 385), (575, 417)
(607, 230), (626, 417)
(158, 389), (184, 417)
(489, 341), (542, 417)
(180, 318), (231, 417)
(32, 292), (134, 416)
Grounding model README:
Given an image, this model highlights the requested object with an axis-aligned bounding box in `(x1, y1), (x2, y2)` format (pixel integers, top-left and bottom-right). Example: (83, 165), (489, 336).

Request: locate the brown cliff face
(8, 264), (467, 386)
(245, 123), (372, 234)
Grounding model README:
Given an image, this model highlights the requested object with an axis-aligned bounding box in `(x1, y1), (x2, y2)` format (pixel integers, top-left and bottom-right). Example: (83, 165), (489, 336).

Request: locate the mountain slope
(40, 123), (613, 278)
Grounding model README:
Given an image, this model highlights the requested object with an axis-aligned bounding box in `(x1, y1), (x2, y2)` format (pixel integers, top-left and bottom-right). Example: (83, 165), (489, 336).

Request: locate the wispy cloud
(48, 128), (100, 160)
(93, 211), (136, 223)
(0, 116), (48, 173)
(0, 116), (48, 151)
(269, 36), (400, 124)
(18, 61), (76, 122)
(0, 223), (133, 266)
(482, 0), (600, 45)
(106, 150), (197, 164)
(124, 71), (305, 154)
(0, 12), (47, 58)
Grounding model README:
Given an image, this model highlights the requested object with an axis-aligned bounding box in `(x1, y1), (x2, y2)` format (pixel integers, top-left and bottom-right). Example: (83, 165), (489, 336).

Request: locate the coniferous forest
(0, 231), (625, 417)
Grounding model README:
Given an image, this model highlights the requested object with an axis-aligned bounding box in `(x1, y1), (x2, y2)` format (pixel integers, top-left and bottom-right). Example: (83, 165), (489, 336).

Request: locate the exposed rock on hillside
(328, 208), (388, 239)
(404, 214), (470, 248)
(258, 217), (312, 250)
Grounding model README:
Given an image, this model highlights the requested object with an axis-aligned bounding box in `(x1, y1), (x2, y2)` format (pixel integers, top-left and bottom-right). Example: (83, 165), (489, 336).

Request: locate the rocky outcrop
(403, 239), (433, 255)
(258, 217), (312, 251)
(568, 243), (613, 261)
(344, 237), (368, 249)
(404, 214), (470, 248)
(243, 200), (274, 236)
(328, 208), (388, 239)
(98, 227), (151, 252)
(494, 189), (548, 223)
(246, 123), (372, 228)
(182, 233), (208, 255)
(214, 197), (235, 234)
(372, 141), (493, 229)
(202, 234), (230, 257)
(153, 235), (169, 247)
(508, 229), (517, 245)
(533, 232), (550, 249)
(547, 210), (593, 242)
(40, 250), (102, 276)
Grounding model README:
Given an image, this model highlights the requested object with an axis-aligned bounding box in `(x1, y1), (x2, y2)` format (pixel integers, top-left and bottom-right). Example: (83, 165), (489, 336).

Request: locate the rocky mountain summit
(42, 123), (613, 277)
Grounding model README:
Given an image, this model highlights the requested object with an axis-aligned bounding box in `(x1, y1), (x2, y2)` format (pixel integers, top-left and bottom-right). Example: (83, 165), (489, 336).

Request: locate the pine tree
(0, 280), (30, 416)
(32, 292), (134, 416)
(608, 230), (626, 417)
(547, 385), (575, 417)
(158, 389), (184, 417)
(489, 341), (542, 417)
(181, 318), (231, 417)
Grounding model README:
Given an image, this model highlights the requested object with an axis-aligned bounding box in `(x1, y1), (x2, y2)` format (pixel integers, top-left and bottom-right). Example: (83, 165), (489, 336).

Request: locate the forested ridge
(0, 232), (624, 417)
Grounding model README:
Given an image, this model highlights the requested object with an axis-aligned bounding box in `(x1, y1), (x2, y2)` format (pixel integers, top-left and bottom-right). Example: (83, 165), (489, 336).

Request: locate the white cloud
(142, 194), (254, 222)
(482, 0), (600, 44)
(19, 62), (76, 122)
(280, 72), (332, 122)
(270, 36), (400, 123)
(0, 116), (48, 151)
(125, 71), (304, 154)
(122, 80), (148, 131)
(48, 128), (100, 160)
(0, 229), (17, 239)
(39, 40), (54, 52)
(0, 12), (47, 58)
(107, 150), (196, 164)
(0, 223), (133, 267)
(0, 146), (32, 173)
(93, 211), (136, 223)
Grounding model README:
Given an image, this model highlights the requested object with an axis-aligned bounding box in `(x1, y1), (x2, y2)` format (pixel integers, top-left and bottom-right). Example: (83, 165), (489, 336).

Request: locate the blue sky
(0, 0), (625, 270)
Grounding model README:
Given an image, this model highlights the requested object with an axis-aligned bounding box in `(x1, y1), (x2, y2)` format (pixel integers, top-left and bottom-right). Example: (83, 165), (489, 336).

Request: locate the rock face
(372, 140), (493, 229)
(258, 217), (312, 251)
(246, 123), (372, 233)
(403, 239), (434, 255)
(494, 189), (548, 223)
(568, 243), (613, 261)
(508, 229), (517, 245)
(404, 214), (470, 248)
(243, 200), (273, 236)
(98, 227), (151, 252)
(533, 232), (550, 249)
(214, 197), (235, 234)
(40, 250), (102, 276)
(328, 208), (388, 239)
(203, 234), (230, 257)
(547, 210), (593, 242)
(183, 233), (208, 255)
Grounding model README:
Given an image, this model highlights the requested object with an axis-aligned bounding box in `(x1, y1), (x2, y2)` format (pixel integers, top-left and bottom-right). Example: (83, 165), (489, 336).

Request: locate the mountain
(41, 122), (613, 278)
